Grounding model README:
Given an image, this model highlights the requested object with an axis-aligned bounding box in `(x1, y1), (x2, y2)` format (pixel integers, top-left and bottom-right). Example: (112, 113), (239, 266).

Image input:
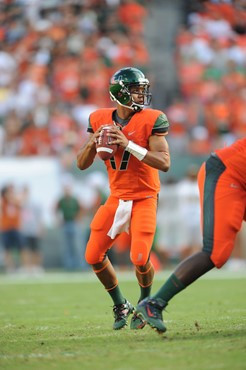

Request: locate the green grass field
(0, 270), (245, 370)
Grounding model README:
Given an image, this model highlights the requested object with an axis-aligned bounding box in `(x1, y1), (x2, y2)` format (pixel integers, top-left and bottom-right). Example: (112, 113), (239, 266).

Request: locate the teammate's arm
(77, 128), (101, 170)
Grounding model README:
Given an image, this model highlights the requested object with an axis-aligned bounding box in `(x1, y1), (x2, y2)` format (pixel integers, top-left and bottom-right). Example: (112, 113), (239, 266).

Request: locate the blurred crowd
(0, 0), (149, 170)
(1, 167), (245, 275)
(0, 183), (44, 274)
(0, 0), (245, 162)
(0, 0), (245, 274)
(0, 174), (105, 274)
(167, 0), (246, 154)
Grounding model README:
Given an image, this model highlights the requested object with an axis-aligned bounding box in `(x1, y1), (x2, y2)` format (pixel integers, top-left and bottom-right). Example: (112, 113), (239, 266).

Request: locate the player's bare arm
(143, 135), (170, 172)
(108, 127), (170, 172)
(77, 128), (102, 170)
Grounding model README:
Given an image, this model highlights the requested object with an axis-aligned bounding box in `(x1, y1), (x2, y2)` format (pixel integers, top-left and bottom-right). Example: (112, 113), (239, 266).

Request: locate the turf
(0, 271), (245, 370)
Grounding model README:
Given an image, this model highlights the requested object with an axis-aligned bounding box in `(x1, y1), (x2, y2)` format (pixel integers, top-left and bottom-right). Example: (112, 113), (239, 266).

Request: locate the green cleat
(135, 298), (167, 333)
(130, 311), (146, 330)
(113, 300), (134, 330)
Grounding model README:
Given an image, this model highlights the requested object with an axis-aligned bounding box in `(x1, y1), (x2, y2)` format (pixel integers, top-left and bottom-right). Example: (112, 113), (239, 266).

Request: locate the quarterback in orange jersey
(77, 67), (170, 330)
(135, 138), (246, 333)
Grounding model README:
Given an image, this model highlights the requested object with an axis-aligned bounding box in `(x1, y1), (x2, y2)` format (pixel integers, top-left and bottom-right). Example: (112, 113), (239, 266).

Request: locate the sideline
(0, 269), (245, 285)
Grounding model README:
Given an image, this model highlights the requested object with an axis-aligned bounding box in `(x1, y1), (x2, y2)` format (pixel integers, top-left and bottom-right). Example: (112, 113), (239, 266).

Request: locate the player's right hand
(92, 125), (116, 146)
(86, 127), (103, 148)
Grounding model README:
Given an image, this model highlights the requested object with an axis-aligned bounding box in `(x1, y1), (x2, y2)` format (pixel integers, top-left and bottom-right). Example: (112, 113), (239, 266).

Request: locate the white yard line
(0, 352), (80, 360)
(0, 269), (245, 285)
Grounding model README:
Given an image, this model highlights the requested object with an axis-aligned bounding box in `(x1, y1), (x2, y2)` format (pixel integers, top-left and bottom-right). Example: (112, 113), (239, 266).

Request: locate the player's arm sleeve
(151, 113), (169, 136)
(87, 116), (94, 133)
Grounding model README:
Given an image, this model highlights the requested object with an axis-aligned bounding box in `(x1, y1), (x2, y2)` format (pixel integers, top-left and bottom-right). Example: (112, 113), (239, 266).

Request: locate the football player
(77, 67), (170, 330)
(135, 138), (246, 333)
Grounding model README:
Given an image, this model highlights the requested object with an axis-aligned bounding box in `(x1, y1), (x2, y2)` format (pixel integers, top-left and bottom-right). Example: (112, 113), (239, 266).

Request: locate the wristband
(125, 140), (147, 161)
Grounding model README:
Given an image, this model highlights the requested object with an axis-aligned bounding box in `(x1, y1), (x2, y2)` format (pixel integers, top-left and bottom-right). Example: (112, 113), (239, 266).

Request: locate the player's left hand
(107, 127), (129, 148)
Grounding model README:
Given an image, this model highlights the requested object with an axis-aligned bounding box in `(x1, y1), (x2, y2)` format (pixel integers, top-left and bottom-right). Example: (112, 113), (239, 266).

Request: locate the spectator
(20, 185), (44, 275)
(56, 179), (82, 271)
(155, 177), (185, 267)
(0, 184), (24, 273)
(177, 164), (202, 259)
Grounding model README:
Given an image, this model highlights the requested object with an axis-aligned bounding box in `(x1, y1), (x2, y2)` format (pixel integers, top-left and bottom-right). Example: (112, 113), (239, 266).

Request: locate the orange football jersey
(89, 108), (169, 200)
(215, 138), (246, 184)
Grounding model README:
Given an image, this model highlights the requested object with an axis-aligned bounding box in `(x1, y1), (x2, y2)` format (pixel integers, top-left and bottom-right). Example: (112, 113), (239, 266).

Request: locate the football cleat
(135, 297), (167, 333)
(113, 300), (134, 330)
(130, 311), (146, 330)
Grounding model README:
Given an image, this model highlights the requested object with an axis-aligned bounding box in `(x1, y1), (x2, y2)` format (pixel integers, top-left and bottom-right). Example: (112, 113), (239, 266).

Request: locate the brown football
(96, 125), (118, 160)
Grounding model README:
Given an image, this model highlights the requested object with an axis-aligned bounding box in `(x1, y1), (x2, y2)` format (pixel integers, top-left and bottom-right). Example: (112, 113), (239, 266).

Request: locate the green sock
(139, 285), (151, 302)
(152, 274), (185, 303)
(108, 286), (125, 305)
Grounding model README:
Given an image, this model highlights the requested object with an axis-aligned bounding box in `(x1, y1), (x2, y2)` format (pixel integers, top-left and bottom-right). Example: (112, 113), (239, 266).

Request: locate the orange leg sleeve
(130, 197), (157, 266)
(85, 196), (119, 265)
(135, 260), (155, 288)
(92, 257), (118, 291)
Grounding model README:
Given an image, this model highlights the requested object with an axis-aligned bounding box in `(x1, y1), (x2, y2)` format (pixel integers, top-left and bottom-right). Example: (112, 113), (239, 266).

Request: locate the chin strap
(132, 104), (142, 112)
(110, 92), (143, 111)
(117, 100), (142, 112)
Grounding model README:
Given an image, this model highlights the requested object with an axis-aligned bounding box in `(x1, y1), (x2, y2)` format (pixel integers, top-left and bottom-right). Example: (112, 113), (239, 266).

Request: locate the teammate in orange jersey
(135, 138), (246, 333)
(77, 67), (170, 330)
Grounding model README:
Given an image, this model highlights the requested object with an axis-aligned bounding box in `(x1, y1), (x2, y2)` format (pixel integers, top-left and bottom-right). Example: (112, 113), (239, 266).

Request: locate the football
(96, 125), (118, 160)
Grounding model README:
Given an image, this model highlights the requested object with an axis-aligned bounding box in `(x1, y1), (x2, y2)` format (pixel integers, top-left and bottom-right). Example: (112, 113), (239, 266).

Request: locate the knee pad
(130, 236), (152, 266)
(85, 244), (101, 265)
(130, 253), (149, 266)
